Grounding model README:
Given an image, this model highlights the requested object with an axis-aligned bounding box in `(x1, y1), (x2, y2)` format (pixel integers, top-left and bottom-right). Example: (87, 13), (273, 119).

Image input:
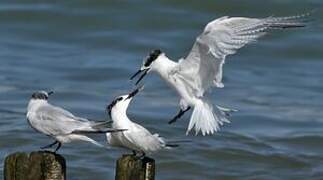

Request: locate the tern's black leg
(41, 141), (58, 149)
(168, 106), (191, 124)
(54, 142), (62, 153)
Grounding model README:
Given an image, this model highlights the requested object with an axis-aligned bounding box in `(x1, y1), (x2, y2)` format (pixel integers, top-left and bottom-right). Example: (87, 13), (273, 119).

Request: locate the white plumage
(177, 15), (308, 95)
(106, 87), (175, 155)
(27, 91), (122, 152)
(131, 14), (309, 136)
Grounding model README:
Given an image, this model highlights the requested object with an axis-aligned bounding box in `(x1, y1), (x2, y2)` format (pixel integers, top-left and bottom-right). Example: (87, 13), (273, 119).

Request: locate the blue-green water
(1, 1), (323, 179)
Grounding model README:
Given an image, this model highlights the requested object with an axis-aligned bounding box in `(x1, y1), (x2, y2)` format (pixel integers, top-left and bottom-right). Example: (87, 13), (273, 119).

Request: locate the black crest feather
(144, 49), (162, 67)
(31, 91), (49, 100)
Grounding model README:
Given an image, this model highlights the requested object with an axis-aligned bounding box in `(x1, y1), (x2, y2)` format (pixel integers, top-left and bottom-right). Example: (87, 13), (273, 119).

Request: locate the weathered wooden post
(4, 151), (66, 180)
(115, 154), (155, 180)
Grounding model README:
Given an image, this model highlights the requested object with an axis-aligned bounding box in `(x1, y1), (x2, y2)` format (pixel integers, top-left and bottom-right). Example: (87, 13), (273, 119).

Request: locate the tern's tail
(164, 140), (191, 148)
(71, 134), (106, 148)
(90, 121), (126, 133)
(73, 121), (126, 134)
(155, 134), (191, 150)
(187, 98), (230, 136)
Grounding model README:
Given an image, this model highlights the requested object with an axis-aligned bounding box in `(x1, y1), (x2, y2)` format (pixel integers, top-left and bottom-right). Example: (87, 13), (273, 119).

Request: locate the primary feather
(132, 13), (309, 135)
(176, 14), (309, 97)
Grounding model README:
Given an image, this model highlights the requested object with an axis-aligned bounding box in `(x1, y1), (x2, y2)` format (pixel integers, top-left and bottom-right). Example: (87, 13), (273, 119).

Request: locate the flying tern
(130, 13), (309, 135)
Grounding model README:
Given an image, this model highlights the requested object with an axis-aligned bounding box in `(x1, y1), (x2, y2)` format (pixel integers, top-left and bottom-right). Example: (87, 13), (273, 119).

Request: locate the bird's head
(106, 86), (144, 117)
(130, 49), (163, 85)
(31, 90), (54, 101)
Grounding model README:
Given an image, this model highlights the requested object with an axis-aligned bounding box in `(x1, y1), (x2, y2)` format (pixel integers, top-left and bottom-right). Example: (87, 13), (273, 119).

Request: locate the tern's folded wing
(34, 104), (92, 136)
(175, 14), (309, 97)
(124, 124), (164, 153)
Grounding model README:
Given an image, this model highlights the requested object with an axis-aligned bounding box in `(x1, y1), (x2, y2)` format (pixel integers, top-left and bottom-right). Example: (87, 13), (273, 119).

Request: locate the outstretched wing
(175, 14), (309, 97)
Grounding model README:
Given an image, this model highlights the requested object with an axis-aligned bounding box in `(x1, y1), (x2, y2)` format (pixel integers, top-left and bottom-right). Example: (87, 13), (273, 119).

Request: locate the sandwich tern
(106, 86), (178, 156)
(130, 14), (309, 135)
(27, 90), (124, 152)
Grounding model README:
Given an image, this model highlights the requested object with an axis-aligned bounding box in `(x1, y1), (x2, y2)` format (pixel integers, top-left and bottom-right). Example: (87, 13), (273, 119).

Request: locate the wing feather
(123, 124), (163, 153)
(33, 104), (92, 135)
(175, 13), (309, 96)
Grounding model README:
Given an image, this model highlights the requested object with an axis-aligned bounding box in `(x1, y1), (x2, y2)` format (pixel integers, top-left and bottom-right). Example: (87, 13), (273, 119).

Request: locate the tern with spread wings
(130, 14), (309, 136)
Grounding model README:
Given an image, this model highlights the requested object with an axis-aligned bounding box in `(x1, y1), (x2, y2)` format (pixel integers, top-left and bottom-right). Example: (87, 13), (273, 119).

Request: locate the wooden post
(4, 151), (66, 180)
(115, 154), (155, 180)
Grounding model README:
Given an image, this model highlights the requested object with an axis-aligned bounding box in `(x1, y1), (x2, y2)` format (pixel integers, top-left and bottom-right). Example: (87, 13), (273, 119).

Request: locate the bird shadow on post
(4, 151), (66, 180)
(115, 154), (155, 180)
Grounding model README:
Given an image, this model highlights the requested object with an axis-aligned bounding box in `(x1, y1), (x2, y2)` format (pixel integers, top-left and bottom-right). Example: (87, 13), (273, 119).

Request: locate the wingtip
(108, 128), (127, 133)
(266, 11), (316, 29)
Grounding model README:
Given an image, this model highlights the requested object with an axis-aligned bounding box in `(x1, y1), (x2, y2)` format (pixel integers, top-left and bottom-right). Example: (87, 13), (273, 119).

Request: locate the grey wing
(175, 14), (309, 96)
(124, 124), (164, 152)
(34, 104), (92, 136)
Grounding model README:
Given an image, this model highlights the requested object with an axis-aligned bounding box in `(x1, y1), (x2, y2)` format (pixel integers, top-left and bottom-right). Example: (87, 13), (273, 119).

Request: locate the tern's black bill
(126, 85), (144, 100)
(135, 69), (149, 85)
(48, 91), (54, 95)
(130, 68), (149, 85)
(130, 69), (143, 80)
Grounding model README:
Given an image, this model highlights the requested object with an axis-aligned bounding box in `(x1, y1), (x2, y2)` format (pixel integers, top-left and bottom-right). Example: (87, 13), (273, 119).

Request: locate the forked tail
(187, 99), (230, 136)
(71, 134), (107, 148)
(165, 140), (192, 149)
(72, 121), (126, 134)
(156, 134), (191, 149)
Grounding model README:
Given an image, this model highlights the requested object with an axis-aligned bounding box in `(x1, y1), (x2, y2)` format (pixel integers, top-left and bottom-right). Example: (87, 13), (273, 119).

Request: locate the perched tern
(130, 14), (309, 135)
(27, 91), (124, 152)
(106, 86), (179, 156)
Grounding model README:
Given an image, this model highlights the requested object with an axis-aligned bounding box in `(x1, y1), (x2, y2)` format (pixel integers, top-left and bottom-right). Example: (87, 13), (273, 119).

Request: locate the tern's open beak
(130, 69), (143, 80)
(126, 85), (144, 100)
(130, 68), (150, 85)
(48, 91), (54, 96)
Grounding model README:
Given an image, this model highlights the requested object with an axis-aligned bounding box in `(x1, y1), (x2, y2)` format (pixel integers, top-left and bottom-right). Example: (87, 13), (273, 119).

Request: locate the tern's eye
(144, 57), (153, 67)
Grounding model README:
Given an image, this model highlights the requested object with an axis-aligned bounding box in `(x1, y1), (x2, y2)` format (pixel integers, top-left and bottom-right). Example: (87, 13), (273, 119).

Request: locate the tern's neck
(111, 108), (132, 127)
(27, 99), (48, 112)
(151, 54), (177, 79)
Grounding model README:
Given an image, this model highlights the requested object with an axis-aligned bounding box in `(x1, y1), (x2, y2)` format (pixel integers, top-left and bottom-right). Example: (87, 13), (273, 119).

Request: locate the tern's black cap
(144, 49), (162, 67)
(107, 96), (124, 117)
(31, 91), (53, 100)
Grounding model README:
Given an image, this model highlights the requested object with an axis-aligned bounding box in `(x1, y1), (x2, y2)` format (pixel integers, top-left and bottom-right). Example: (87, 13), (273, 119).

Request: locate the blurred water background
(0, 0), (323, 179)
